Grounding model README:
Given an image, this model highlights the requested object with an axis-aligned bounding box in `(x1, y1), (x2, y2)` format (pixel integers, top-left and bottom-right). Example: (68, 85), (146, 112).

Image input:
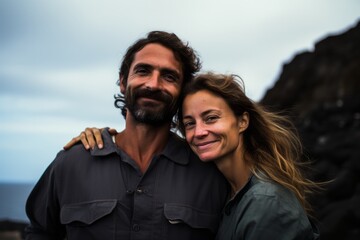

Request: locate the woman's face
(182, 90), (248, 162)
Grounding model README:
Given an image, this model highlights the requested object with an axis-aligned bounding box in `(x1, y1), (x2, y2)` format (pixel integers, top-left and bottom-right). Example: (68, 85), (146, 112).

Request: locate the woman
(177, 72), (319, 239)
(66, 72), (320, 239)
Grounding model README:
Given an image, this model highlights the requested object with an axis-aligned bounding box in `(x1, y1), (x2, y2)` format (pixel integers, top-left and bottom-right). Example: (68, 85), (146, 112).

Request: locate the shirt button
(136, 188), (143, 194)
(132, 224), (140, 232)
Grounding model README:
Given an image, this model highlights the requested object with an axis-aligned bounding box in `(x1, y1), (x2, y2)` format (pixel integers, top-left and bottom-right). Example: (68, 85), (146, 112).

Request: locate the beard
(125, 87), (178, 125)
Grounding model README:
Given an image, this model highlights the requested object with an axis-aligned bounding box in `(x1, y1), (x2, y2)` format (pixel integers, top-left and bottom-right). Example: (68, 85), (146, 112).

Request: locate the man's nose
(145, 72), (161, 89)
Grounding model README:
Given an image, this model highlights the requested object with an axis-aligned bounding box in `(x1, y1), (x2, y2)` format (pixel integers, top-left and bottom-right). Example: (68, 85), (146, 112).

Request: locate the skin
(182, 90), (251, 195)
(63, 84), (315, 238)
(64, 87), (252, 193)
(123, 44), (182, 125)
(64, 43), (183, 174)
(116, 43), (183, 173)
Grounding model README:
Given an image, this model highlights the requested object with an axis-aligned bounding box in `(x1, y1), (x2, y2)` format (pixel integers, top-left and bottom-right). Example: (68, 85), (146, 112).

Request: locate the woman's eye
(184, 121), (195, 129)
(205, 116), (219, 123)
(164, 73), (178, 82)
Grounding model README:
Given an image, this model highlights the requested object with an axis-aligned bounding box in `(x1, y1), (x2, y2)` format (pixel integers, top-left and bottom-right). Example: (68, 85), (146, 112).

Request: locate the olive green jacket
(216, 175), (319, 240)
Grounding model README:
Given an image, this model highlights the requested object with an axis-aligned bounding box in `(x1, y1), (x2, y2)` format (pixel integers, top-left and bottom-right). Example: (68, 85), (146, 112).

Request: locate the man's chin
(138, 106), (167, 117)
(133, 110), (173, 125)
(136, 116), (171, 126)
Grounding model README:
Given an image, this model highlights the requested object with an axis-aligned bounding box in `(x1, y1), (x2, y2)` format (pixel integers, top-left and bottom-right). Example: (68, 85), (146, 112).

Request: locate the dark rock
(0, 220), (27, 240)
(261, 20), (360, 240)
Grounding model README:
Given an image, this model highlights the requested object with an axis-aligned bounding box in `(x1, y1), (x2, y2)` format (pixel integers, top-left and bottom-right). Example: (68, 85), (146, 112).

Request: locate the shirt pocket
(164, 203), (219, 234)
(60, 200), (117, 240)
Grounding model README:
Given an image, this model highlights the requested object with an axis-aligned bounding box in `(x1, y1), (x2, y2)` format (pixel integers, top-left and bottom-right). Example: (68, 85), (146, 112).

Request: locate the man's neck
(115, 116), (171, 173)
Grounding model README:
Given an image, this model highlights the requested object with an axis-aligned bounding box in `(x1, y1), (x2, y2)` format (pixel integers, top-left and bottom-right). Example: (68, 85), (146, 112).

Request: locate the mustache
(133, 88), (172, 102)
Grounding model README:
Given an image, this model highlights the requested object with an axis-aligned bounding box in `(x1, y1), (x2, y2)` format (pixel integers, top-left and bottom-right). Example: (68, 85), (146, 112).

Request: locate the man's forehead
(131, 43), (182, 73)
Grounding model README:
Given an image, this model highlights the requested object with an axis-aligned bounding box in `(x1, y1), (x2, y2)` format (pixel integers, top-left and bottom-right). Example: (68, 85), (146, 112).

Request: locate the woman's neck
(215, 152), (252, 196)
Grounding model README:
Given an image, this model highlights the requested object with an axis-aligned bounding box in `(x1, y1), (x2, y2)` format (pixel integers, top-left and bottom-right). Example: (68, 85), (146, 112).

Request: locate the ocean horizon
(0, 182), (35, 222)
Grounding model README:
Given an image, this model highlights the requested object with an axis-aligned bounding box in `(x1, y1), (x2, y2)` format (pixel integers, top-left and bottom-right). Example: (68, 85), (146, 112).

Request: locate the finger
(63, 136), (82, 150)
(84, 128), (97, 149)
(93, 128), (104, 149)
(79, 131), (91, 150)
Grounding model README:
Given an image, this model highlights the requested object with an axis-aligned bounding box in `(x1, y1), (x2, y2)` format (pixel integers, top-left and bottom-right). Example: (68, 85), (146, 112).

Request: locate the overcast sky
(0, 0), (359, 183)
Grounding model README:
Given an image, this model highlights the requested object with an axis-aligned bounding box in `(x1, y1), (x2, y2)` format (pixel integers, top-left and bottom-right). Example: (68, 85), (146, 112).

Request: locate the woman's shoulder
(245, 176), (300, 208)
(236, 176), (318, 239)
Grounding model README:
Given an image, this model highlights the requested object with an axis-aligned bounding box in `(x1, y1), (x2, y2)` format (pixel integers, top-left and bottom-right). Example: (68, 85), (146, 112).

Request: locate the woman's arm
(63, 127), (117, 150)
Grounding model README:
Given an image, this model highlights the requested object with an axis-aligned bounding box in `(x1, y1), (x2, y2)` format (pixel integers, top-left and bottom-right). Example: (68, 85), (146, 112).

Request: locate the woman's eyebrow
(182, 109), (220, 119)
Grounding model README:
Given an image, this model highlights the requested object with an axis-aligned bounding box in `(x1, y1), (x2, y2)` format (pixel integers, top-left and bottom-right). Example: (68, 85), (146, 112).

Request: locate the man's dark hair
(114, 31), (202, 118)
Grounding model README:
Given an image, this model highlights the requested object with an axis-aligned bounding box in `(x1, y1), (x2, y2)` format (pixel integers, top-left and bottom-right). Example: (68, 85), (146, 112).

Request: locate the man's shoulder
(165, 133), (222, 172)
(168, 132), (188, 147)
(51, 144), (93, 167)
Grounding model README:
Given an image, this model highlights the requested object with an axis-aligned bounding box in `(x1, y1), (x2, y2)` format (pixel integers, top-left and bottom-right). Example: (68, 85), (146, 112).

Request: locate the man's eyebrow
(133, 63), (152, 69)
(133, 63), (179, 74)
(132, 62), (182, 80)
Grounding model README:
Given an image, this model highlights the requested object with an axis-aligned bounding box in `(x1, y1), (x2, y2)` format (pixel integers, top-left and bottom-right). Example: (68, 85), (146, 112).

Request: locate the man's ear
(238, 112), (249, 134)
(119, 74), (126, 94)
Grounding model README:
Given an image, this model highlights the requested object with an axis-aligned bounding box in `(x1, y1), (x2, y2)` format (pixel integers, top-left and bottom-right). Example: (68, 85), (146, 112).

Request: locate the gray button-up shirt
(25, 130), (228, 240)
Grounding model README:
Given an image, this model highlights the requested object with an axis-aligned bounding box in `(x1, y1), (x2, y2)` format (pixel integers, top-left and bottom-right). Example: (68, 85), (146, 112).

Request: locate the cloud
(0, 0), (359, 183)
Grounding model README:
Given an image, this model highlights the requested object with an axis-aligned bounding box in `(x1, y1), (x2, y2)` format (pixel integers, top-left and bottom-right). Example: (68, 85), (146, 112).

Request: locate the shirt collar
(90, 128), (118, 156)
(161, 132), (191, 165)
(90, 129), (191, 165)
(224, 175), (255, 215)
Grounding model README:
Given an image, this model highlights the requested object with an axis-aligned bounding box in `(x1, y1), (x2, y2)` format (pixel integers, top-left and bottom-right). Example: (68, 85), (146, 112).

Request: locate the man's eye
(135, 68), (149, 75)
(163, 74), (178, 82)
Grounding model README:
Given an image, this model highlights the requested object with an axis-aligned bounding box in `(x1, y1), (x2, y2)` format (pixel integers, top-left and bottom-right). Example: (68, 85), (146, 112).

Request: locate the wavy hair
(114, 31), (202, 119)
(177, 72), (319, 214)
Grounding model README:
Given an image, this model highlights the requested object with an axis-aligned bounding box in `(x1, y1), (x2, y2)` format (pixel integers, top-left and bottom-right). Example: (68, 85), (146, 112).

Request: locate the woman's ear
(238, 112), (249, 134)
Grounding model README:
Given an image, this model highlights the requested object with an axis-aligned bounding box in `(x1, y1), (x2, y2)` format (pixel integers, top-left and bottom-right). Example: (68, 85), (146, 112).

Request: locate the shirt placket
(126, 157), (158, 240)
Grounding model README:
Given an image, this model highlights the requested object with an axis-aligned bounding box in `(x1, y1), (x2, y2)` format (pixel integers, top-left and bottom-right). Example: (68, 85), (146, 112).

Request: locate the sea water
(0, 182), (34, 222)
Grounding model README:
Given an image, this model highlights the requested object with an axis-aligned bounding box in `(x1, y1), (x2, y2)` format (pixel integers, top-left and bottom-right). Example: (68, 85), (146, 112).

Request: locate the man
(25, 31), (228, 240)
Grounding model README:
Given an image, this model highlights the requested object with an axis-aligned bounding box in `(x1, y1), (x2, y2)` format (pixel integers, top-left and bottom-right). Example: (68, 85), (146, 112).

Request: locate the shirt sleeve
(25, 152), (66, 240)
(236, 193), (317, 240)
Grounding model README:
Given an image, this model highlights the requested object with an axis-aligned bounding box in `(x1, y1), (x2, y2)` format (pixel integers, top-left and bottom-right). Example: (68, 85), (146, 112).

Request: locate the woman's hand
(63, 127), (117, 150)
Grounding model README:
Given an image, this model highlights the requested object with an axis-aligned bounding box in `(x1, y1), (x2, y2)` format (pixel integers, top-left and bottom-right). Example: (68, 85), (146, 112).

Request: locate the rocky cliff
(261, 20), (360, 240)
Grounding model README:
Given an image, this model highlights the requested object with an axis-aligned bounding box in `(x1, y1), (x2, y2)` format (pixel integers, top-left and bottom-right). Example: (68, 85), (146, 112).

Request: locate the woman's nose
(194, 123), (208, 137)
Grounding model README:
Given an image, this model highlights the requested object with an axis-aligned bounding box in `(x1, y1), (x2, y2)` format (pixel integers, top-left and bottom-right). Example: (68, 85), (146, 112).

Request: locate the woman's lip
(195, 141), (214, 146)
(194, 140), (218, 149)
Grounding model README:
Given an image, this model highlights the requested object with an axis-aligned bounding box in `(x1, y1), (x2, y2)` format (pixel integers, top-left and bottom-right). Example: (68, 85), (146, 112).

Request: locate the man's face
(121, 43), (184, 125)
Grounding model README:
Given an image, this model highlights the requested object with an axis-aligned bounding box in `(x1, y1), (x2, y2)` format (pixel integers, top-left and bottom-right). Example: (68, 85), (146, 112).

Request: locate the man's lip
(138, 97), (163, 103)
